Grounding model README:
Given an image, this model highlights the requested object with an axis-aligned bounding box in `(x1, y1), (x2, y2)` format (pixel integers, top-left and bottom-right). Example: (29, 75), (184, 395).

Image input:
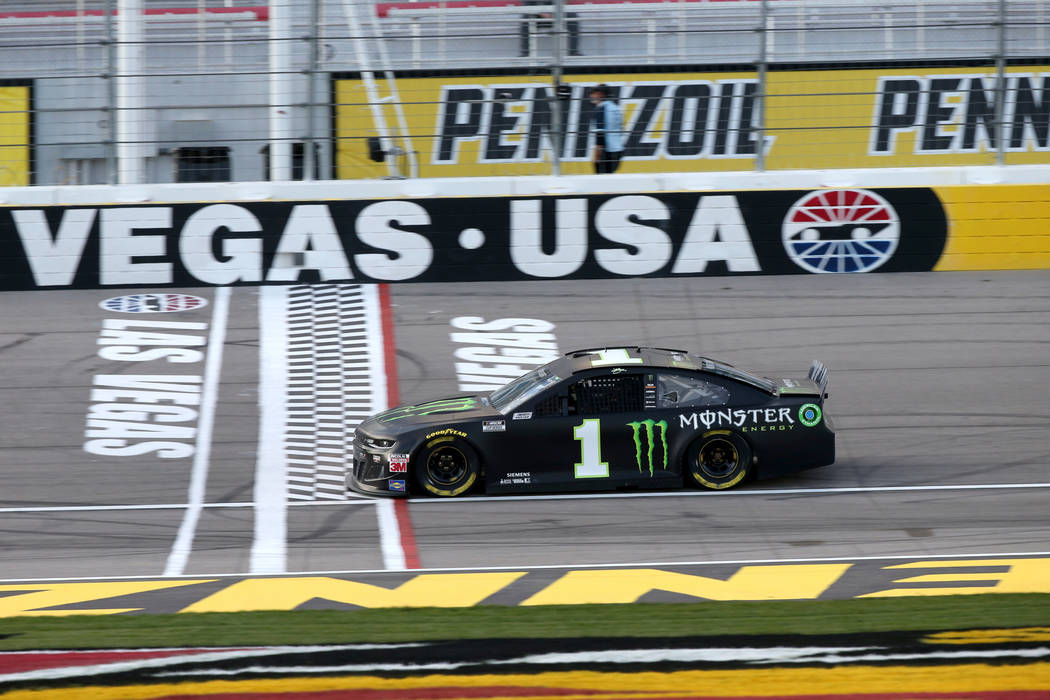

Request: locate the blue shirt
(592, 99), (625, 153)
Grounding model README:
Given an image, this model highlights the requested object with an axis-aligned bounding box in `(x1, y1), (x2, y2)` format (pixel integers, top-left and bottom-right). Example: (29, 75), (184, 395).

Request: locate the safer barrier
(0, 167), (1047, 290)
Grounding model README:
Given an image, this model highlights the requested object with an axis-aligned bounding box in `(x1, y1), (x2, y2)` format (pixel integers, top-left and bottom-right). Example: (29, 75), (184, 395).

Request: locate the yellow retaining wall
(935, 184), (1050, 271)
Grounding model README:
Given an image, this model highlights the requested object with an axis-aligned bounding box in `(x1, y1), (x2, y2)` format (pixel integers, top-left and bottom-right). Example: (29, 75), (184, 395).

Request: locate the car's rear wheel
(414, 436), (480, 497)
(685, 430), (752, 490)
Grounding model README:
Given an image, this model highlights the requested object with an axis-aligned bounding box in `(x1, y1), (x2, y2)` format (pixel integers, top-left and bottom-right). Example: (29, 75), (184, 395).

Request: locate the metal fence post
(995, 0), (1007, 166)
(755, 0), (768, 172)
(270, 0), (294, 181)
(551, 0), (566, 176)
(304, 0), (319, 181)
(103, 0), (117, 185)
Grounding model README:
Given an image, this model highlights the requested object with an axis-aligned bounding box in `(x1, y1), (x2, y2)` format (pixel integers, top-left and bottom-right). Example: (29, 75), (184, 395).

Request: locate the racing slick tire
(414, 436), (481, 497)
(685, 430), (752, 490)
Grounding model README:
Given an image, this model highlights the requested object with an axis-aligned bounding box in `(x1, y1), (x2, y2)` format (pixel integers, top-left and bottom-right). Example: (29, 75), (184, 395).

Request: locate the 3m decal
(627, 419), (668, 476)
(389, 454), (409, 472)
(798, 403), (823, 427)
(573, 419), (609, 479)
(99, 293), (208, 313)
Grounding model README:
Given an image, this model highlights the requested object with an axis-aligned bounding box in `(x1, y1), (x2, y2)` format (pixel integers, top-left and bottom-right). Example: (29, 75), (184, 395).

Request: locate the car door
(654, 369), (782, 467)
(651, 370), (734, 471)
(487, 369), (664, 492)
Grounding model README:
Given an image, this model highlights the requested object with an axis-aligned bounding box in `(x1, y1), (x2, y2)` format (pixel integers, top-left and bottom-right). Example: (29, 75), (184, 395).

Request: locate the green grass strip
(1, 594), (1049, 651)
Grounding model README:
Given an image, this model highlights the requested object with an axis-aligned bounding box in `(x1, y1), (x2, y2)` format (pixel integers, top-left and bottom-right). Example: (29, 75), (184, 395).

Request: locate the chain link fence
(0, 0), (1046, 185)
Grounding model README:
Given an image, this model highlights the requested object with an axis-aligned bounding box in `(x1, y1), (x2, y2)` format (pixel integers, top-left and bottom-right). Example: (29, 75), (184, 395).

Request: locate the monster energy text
(679, 407), (804, 431)
(628, 419), (668, 477)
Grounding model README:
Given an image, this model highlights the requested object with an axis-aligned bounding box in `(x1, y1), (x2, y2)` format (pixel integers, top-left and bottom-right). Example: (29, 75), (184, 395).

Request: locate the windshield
(489, 366), (560, 413)
(701, 359), (777, 394)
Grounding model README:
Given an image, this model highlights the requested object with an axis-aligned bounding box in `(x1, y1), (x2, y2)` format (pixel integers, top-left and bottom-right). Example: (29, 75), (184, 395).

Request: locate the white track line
(375, 499), (407, 570)
(4, 550), (1050, 584)
(405, 481), (1050, 504)
(162, 286), (231, 577)
(3, 482), (1048, 515)
(251, 285), (290, 574)
(0, 501), (377, 514)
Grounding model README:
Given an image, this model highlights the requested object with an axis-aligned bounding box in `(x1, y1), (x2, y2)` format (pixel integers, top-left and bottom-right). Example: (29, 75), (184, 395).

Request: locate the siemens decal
(0, 189), (948, 290)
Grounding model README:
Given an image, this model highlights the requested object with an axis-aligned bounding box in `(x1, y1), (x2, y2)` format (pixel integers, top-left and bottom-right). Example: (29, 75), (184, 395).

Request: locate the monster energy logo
(627, 419), (668, 477)
(378, 397), (478, 422)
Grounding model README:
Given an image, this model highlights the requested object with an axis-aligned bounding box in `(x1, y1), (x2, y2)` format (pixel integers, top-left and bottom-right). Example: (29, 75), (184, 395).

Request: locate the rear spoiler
(808, 360), (830, 395)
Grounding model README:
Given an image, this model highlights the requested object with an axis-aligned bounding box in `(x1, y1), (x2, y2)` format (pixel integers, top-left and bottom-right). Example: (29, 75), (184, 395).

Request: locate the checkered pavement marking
(283, 284), (387, 501)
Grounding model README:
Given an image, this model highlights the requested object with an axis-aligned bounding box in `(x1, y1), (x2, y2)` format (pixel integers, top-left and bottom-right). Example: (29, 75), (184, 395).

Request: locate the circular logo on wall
(782, 189), (900, 273)
(99, 293), (208, 313)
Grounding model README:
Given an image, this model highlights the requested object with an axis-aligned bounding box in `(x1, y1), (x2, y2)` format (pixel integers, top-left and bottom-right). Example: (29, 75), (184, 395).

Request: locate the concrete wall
(1, 164), (1047, 291)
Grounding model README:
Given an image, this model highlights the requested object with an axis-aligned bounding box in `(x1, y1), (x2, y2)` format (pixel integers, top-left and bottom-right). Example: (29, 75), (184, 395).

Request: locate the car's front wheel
(685, 430), (752, 490)
(414, 436), (481, 497)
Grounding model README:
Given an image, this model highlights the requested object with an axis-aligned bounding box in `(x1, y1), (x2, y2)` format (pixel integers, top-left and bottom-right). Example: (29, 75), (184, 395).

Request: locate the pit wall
(0, 165), (1047, 291)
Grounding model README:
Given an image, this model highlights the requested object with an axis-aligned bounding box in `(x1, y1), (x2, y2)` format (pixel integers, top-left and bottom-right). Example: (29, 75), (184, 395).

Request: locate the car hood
(358, 394), (499, 436)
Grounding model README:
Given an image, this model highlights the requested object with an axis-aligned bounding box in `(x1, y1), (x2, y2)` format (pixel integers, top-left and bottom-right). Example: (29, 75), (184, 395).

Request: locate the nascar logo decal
(782, 189), (900, 274)
(100, 293), (208, 313)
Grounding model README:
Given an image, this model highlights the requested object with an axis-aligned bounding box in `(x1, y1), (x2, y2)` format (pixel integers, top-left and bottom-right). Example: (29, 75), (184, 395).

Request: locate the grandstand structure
(0, 0), (1046, 185)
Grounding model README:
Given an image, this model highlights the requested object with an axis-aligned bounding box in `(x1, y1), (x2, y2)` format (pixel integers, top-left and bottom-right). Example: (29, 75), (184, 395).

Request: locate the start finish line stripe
(248, 283), (405, 575)
(252, 285), (291, 575)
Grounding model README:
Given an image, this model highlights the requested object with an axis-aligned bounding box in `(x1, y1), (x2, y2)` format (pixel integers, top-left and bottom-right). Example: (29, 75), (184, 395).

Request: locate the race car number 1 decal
(574, 419), (610, 478)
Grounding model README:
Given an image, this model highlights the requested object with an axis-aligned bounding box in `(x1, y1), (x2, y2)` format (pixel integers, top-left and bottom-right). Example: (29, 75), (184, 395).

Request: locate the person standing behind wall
(589, 84), (624, 174)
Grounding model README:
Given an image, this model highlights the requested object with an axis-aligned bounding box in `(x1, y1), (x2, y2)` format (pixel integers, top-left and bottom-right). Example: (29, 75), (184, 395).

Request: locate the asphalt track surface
(1, 271), (1048, 604)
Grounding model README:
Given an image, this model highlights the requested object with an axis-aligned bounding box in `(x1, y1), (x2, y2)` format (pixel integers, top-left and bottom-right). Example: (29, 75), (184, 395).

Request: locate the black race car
(348, 347), (833, 498)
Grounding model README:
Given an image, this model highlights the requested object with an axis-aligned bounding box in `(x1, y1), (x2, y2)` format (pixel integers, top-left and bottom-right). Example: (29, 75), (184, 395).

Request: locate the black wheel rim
(426, 446), (468, 486)
(698, 439), (739, 478)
